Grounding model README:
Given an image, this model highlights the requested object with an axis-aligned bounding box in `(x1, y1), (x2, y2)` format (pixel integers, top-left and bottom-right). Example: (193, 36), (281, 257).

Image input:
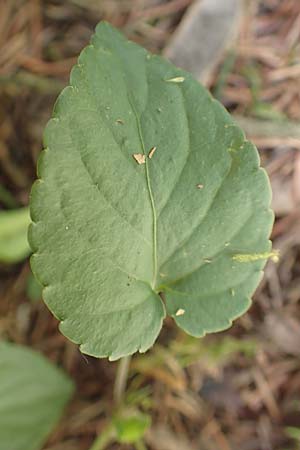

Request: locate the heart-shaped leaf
(29, 22), (273, 360)
(0, 342), (74, 450)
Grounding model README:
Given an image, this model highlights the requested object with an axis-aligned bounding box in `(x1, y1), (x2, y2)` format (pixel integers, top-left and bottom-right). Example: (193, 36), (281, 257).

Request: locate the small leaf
(0, 207), (31, 263)
(29, 22), (273, 360)
(114, 413), (151, 444)
(285, 427), (300, 441)
(0, 341), (74, 450)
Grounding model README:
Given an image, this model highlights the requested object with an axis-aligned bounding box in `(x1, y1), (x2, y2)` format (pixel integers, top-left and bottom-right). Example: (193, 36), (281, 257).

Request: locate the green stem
(113, 355), (131, 406)
(88, 356), (132, 450)
(88, 424), (114, 450)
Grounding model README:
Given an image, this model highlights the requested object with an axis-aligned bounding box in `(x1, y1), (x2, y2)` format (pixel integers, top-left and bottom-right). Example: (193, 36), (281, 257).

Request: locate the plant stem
(88, 424), (114, 450)
(88, 356), (131, 450)
(113, 355), (131, 406)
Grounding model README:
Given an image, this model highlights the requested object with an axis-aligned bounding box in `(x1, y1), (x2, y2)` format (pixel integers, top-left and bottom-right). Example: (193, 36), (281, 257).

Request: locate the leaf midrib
(128, 95), (158, 289)
(93, 42), (159, 292)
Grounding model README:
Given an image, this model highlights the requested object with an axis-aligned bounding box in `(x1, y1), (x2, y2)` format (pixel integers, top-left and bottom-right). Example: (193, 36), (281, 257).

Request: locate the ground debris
(132, 153), (146, 165)
(148, 146), (157, 159)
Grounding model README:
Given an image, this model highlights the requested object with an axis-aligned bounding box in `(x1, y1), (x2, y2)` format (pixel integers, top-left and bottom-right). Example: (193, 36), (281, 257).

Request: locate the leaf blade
(29, 22), (273, 359)
(0, 342), (74, 450)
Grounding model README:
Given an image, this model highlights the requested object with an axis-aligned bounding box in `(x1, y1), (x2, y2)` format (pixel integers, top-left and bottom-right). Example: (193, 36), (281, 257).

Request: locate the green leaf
(0, 341), (74, 450)
(285, 426), (300, 448)
(29, 22), (273, 360)
(114, 413), (151, 444)
(286, 426), (300, 439)
(0, 207), (31, 263)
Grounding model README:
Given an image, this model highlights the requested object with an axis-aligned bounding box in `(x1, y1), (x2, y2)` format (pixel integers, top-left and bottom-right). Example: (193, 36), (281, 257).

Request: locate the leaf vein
(160, 154), (234, 269)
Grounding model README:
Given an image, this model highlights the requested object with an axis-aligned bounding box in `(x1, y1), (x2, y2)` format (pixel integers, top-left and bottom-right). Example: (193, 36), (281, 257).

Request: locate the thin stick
(113, 355), (131, 406)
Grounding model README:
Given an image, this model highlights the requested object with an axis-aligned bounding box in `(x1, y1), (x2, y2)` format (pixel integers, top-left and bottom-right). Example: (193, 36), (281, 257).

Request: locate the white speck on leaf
(196, 183), (204, 189)
(175, 308), (185, 316)
(165, 76), (185, 83)
(232, 250), (280, 263)
(148, 147), (157, 159)
(132, 153), (146, 165)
